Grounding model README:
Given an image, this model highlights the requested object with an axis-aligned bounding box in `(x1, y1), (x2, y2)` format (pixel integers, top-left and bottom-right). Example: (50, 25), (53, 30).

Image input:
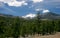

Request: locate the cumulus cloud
(32, 0), (43, 3)
(0, 0), (43, 7)
(35, 9), (40, 11)
(43, 10), (50, 13)
(35, 8), (44, 11)
(36, 9), (40, 11)
(22, 13), (36, 19)
(0, 0), (28, 7)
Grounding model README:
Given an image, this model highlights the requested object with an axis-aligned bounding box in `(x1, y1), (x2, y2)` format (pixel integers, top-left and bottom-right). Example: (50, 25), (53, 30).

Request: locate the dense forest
(0, 12), (60, 38)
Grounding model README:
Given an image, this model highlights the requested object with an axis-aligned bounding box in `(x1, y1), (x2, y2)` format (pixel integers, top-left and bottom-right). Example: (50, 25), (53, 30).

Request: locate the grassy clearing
(19, 32), (60, 38)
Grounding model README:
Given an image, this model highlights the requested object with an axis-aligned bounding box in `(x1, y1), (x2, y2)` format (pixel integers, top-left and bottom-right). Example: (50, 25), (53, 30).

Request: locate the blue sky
(0, 0), (60, 16)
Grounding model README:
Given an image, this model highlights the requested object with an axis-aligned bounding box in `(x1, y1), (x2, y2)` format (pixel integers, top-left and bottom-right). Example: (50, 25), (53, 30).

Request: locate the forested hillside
(0, 12), (60, 38)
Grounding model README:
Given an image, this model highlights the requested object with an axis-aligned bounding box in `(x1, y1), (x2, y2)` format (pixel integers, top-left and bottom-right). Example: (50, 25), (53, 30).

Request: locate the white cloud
(35, 8), (43, 11)
(43, 10), (50, 13)
(32, 0), (43, 3)
(22, 13), (36, 19)
(35, 8), (40, 11)
(0, 0), (28, 7)
(8, 1), (28, 7)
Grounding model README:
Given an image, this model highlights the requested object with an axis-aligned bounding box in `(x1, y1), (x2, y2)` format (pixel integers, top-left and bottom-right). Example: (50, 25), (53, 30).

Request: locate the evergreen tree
(12, 17), (21, 38)
(36, 11), (41, 34)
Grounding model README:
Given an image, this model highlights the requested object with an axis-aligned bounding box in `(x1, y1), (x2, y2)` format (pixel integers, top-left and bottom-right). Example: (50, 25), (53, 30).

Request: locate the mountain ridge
(0, 12), (60, 20)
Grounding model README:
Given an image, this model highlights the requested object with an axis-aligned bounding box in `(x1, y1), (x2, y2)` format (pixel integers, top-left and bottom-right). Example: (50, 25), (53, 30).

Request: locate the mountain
(22, 13), (36, 19)
(0, 12), (60, 20)
(0, 13), (14, 17)
(22, 12), (60, 20)
(41, 12), (60, 20)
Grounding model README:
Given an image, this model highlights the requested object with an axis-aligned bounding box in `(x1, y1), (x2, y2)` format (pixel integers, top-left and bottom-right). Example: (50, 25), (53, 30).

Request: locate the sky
(0, 0), (60, 16)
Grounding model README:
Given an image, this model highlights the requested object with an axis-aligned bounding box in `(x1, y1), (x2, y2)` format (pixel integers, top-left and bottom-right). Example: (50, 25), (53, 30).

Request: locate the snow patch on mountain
(22, 13), (36, 19)
(43, 10), (50, 13)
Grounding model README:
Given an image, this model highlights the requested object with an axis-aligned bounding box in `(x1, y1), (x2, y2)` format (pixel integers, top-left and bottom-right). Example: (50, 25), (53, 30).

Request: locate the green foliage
(0, 13), (60, 38)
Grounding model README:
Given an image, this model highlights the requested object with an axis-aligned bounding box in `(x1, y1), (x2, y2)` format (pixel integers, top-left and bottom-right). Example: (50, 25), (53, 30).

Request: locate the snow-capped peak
(22, 13), (36, 19)
(43, 10), (50, 13)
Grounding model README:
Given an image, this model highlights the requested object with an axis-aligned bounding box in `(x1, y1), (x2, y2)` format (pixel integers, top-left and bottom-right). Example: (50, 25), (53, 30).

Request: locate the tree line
(0, 12), (60, 38)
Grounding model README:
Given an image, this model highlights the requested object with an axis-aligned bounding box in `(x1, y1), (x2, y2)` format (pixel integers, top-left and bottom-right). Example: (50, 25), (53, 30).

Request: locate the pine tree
(12, 17), (21, 38)
(36, 11), (41, 34)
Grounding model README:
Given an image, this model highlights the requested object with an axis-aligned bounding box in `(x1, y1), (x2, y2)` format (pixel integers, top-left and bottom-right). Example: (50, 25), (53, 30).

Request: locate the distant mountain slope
(0, 13), (14, 17)
(41, 12), (60, 20)
(22, 12), (60, 20)
(0, 12), (60, 20)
